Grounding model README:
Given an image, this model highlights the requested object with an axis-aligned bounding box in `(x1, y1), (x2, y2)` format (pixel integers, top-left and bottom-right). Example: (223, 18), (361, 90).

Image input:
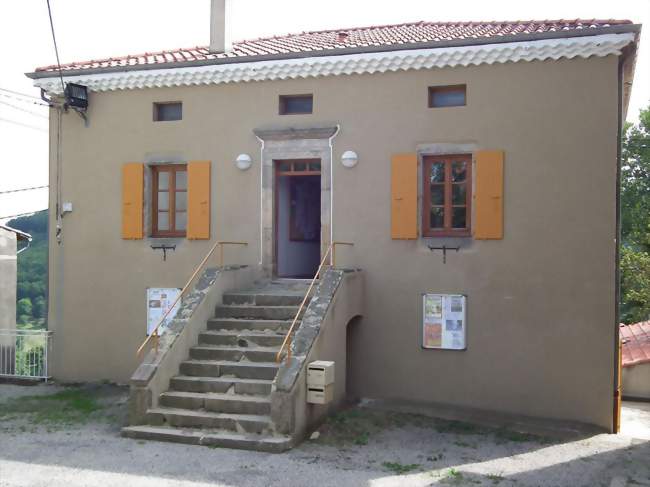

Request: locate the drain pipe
(255, 134), (265, 266)
(328, 125), (341, 254)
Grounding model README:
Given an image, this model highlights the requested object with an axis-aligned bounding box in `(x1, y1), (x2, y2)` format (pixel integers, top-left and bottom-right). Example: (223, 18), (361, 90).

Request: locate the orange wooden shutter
(391, 153), (418, 239)
(121, 163), (144, 239)
(474, 150), (504, 240)
(187, 160), (211, 240)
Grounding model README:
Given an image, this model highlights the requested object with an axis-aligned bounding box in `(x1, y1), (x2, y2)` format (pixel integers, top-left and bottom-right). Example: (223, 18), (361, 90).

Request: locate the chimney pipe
(210, 0), (232, 53)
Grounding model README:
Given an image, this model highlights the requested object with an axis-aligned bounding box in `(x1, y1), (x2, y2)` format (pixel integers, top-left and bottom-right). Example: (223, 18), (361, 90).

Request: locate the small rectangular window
(279, 94), (313, 115)
(153, 102), (182, 121)
(428, 85), (466, 108)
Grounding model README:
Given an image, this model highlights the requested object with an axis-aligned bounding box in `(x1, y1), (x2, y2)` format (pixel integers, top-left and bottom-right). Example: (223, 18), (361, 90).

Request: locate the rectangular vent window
(428, 85), (466, 108)
(153, 102), (182, 121)
(279, 94), (313, 115)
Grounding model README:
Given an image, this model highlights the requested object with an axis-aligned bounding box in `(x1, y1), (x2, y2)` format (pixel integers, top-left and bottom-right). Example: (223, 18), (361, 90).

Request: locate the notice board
(147, 288), (182, 336)
(422, 294), (467, 350)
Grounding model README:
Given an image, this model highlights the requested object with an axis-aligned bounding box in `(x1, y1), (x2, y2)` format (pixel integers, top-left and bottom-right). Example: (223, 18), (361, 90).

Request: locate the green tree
(16, 297), (33, 319)
(33, 296), (46, 319)
(620, 104), (650, 323)
(7, 210), (48, 329)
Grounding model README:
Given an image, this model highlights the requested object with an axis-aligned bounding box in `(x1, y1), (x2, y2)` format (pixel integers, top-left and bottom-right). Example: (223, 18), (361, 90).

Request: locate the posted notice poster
(147, 288), (182, 336)
(422, 294), (466, 350)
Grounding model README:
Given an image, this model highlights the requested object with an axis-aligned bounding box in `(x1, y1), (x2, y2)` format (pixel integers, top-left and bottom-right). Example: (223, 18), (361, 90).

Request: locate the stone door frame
(254, 126), (339, 277)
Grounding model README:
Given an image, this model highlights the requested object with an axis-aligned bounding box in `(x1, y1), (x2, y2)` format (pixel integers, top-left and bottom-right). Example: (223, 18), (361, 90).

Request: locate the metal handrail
(275, 241), (353, 364)
(136, 240), (248, 357)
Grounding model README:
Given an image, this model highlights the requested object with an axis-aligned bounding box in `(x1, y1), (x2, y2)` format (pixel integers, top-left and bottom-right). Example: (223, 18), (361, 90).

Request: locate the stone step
(207, 318), (293, 332)
(189, 345), (279, 363)
(222, 292), (308, 307)
(147, 407), (272, 434)
(170, 375), (273, 395)
(179, 359), (279, 380)
(121, 425), (292, 453)
(214, 305), (301, 321)
(198, 330), (285, 348)
(160, 391), (271, 415)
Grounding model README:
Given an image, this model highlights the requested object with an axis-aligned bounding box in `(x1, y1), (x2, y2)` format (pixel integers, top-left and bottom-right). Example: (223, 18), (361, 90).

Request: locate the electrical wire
(0, 210), (45, 220)
(0, 87), (42, 101)
(0, 185), (49, 195)
(0, 92), (50, 107)
(0, 117), (48, 132)
(0, 100), (49, 119)
(46, 0), (66, 95)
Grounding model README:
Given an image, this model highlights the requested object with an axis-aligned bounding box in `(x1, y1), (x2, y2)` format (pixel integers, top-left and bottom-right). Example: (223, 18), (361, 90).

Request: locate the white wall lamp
(235, 153), (253, 171)
(341, 150), (358, 168)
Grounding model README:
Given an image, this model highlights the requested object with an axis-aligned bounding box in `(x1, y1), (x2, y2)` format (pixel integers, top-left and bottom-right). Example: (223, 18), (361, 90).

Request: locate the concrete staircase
(122, 280), (310, 452)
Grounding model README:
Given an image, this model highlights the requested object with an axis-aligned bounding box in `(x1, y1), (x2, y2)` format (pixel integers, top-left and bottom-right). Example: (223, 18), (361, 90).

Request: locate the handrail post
(219, 243), (224, 267)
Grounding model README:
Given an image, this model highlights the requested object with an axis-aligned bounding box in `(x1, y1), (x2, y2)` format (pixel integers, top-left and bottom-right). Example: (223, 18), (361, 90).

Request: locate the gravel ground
(0, 383), (648, 487)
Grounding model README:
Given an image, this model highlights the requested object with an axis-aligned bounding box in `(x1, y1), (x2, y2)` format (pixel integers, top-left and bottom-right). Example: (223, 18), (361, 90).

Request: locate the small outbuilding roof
(621, 322), (650, 367)
(0, 224), (32, 242)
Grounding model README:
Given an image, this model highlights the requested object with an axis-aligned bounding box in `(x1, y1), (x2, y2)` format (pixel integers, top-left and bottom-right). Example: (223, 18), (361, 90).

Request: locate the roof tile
(621, 322), (650, 367)
(34, 19), (633, 73)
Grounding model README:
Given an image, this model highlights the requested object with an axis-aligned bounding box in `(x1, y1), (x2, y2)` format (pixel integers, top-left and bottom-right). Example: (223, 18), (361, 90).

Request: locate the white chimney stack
(210, 0), (232, 53)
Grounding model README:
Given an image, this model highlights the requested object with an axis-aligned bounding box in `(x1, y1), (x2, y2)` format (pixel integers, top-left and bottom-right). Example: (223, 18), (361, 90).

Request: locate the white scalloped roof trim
(34, 33), (634, 94)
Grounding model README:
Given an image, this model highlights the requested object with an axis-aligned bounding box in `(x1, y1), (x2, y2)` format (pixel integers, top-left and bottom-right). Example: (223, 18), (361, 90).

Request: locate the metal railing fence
(0, 329), (52, 380)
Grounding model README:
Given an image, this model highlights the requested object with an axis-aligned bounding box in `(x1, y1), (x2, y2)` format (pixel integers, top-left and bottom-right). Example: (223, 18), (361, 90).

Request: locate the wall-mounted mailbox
(307, 360), (335, 404)
(307, 385), (334, 404)
(307, 361), (335, 387)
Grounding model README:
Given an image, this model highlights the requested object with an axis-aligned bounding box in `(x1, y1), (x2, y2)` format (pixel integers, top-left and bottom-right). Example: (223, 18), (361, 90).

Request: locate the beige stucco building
(28, 13), (641, 447)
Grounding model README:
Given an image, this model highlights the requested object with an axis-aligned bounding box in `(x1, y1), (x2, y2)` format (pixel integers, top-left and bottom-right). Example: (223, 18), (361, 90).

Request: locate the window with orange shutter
(422, 154), (472, 237)
(151, 164), (187, 237)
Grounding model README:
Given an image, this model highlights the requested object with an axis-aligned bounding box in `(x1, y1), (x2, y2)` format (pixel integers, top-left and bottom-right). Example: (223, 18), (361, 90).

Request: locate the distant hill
(7, 210), (48, 329)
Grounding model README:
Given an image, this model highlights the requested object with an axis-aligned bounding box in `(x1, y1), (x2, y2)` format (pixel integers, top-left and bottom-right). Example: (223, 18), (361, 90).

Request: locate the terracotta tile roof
(34, 19), (633, 74)
(621, 322), (650, 367)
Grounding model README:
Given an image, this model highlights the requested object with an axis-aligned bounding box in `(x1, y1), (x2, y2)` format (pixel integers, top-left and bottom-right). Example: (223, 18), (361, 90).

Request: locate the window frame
(428, 85), (467, 108)
(278, 94), (313, 115)
(153, 101), (183, 122)
(422, 154), (472, 238)
(151, 164), (188, 238)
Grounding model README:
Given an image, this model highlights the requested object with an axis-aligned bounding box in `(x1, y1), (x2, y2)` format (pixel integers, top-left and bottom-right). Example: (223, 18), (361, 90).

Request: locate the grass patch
(493, 427), (550, 444)
(0, 387), (103, 428)
(381, 461), (421, 475)
(314, 405), (551, 448)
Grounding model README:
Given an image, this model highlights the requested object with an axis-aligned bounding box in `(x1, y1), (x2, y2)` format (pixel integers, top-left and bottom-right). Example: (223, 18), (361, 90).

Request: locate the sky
(0, 0), (648, 222)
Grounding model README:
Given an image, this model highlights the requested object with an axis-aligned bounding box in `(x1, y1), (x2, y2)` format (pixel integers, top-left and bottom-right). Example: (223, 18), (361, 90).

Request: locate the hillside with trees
(7, 210), (48, 329)
(620, 104), (650, 324)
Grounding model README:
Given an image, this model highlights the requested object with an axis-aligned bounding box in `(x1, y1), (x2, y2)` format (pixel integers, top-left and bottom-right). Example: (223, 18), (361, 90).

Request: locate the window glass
(451, 161), (467, 182)
(175, 192), (187, 211)
(452, 184), (466, 205)
(158, 171), (169, 190)
(175, 171), (187, 190)
(154, 102), (182, 121)
(157, 212), (169, 230)
(429, 86), (466, 108)
(158, 192), (169, 210)
(294, 162), (307, 171)
(452, 208), (467, 228)
(430, 162), (445, 183)
(279, 95), (313, 114)
(176, 212), (187, 231)
(431, 185), (445, 205)
(430, 207), (445, 229)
